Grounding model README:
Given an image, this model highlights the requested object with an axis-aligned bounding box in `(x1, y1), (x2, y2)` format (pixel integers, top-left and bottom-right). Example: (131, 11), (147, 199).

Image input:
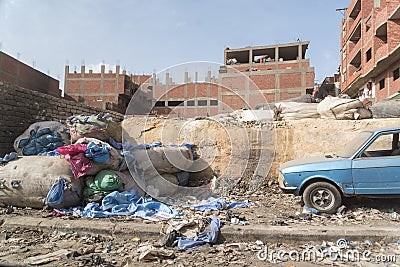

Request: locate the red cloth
(56, 144), (92, 178)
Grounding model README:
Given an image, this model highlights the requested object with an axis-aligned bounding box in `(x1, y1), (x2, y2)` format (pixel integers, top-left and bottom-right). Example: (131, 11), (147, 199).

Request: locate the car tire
(303, 182), (342, 214)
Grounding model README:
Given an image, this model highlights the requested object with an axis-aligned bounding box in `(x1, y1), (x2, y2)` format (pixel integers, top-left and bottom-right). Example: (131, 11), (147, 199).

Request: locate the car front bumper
(278, 174), (298, 194)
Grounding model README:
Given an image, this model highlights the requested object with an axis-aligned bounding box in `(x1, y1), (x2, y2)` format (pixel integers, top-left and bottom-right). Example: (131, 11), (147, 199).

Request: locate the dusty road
(1, 183), (399, 266)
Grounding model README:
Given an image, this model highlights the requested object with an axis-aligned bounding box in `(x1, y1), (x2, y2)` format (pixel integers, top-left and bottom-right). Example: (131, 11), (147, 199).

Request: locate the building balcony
(388, 2), (400, 20)
(346, 15), (362, 42)
(347, 39), (362, 62)
(374, 6), (388, 29)
(348, 0), (361, 21)
(375, 43), (389, 63)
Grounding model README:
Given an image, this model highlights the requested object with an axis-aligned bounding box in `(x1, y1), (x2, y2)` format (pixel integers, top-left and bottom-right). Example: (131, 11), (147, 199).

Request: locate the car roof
(369, 126), (400, 134)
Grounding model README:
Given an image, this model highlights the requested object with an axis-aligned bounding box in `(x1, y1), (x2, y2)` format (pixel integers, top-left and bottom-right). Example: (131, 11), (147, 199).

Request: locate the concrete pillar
(195, 72), (198, 83)
(152, 73), (156, 100)
(165, 72), (170, 100)
(100, 65), (105, 108)
(275, 47), (279, 62)
(184, 72), (188, 117)
(249, 49), (253, 64)
(275, 74), (280, 102)
(64, 66), (69, 94)
(206, 70), (211, 82)
(298, 44), (303, 60)
(79, 66), (85, 102)
(184, 71), (189, 83)
(115, 66), (120, 103)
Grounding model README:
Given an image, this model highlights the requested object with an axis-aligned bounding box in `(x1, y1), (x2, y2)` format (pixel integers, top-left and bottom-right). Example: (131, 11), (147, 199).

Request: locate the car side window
(361, 133), (400, 158)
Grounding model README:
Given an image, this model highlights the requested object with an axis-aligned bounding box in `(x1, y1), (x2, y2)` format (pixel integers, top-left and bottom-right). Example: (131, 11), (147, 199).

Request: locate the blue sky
(0, 0), (351, 88)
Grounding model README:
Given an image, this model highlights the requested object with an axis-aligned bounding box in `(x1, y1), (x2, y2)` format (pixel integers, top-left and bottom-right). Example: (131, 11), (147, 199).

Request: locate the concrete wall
(122, 116), (400, 188)
(0, 81), (123, 155)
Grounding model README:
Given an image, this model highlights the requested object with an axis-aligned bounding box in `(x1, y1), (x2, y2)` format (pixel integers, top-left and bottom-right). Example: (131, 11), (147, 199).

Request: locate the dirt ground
(1, 183), (400, 266)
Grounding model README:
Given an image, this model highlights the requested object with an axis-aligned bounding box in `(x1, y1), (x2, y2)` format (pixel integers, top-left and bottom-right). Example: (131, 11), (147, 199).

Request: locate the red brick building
(150, 42), (315, 117)
(0, 51), (60, 97)
(222, 41), (315, 102)
(64, 65), (151, 113)
(340, 0), (400, 101)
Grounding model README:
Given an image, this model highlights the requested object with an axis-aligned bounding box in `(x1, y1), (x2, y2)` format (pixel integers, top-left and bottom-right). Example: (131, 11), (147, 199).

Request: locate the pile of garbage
(0, 113), (197, 220)
(274, 96), (373, 121)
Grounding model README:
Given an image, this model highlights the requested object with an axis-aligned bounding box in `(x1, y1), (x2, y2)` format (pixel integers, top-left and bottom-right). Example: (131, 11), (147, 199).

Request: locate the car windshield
(336, 131), (373, 158)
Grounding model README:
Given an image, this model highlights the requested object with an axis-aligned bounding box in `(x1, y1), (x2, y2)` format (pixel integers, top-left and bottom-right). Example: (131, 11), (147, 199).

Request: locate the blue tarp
(81, 190), (179, 219)
(18, 128), (64, 156)
(177, 216), (222, 250)
(45, 178), (67, 207)
(38, 150), (61, 156)
(85, 142), (110, 163)
(193, 197), (251, 212)
(0, 152), (18, 163)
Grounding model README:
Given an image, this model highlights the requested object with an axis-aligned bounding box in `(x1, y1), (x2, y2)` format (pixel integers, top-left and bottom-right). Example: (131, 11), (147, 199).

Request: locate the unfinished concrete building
(221, 41), (315, 103)
(340, 0), (400, 101)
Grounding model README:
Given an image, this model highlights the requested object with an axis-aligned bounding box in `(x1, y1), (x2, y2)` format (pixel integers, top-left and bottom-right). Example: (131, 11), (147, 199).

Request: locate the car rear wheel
(302, 182), (342, 214)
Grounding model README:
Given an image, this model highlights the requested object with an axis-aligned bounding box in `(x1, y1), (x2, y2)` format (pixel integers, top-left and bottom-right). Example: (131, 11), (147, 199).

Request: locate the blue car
(279, 127), (400, 213)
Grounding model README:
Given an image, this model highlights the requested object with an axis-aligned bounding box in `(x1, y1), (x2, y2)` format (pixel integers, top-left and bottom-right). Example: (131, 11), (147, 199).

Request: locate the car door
(352, 132), (400, 194)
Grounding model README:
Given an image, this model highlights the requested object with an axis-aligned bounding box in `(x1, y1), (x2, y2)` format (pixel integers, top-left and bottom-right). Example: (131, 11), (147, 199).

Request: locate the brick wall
(0, 52), (61, 98)
(0, 81), (123, 155)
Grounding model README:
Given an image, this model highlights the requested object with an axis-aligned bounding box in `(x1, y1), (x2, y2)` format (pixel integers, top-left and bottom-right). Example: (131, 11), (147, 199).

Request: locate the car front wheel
(302, 182), (342, 214)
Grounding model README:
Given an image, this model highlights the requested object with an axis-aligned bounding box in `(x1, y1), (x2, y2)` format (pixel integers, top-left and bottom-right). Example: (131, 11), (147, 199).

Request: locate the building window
(365, 17), (371, 32)
(198, 100), (207, 106)
(366, 48), (372, 62)
(187, 100), (195, 106)
(168, 100), (184, 107)
(155, 101), (165, 107)
(306, 89), (314, 95)
(210, 99), (218, 106)
(394, 68), (400, 81)
(379, 78), (385, 90)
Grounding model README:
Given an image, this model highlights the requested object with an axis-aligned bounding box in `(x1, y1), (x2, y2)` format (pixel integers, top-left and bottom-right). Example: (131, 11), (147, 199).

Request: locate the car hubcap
(311, 189), (333, 209)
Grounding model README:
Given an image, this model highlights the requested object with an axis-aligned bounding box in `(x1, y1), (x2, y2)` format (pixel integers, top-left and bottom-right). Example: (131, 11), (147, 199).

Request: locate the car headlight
(278, 172), (289, 187)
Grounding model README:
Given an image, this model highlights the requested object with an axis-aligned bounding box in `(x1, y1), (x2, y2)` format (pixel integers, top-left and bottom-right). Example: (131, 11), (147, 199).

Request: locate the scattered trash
(137, 245), (175, 261)
(364, 240), (373, 247)
(24, 249), (71, 265)
(389, 211), (399, 220)
(336, 205), (347, 215)
(193, 197), (251, 212)
(81, 190), (178, 220)
(0, 152), (18, 163)
(226, 210), (248, 225)
(302, 205), (319, 215)
(158, 230), (180, 247)
(177, 216), (222, 250)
